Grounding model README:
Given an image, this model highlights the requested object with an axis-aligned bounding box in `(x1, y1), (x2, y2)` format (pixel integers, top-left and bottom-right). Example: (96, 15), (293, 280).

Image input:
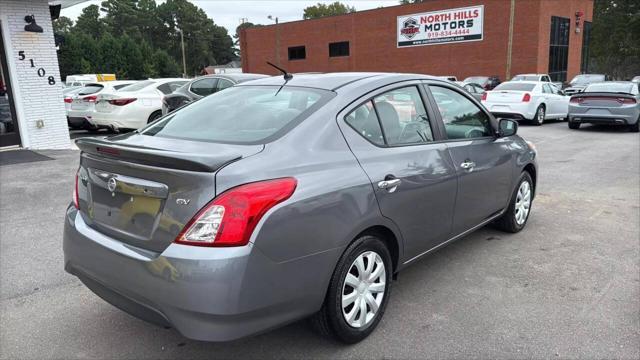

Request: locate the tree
(53, 16), (73, 34)
(153, 49), (181, 77)
(303, 2), (356, 19)
(589, 0), (640, 79)
(74, 5), (105, 39)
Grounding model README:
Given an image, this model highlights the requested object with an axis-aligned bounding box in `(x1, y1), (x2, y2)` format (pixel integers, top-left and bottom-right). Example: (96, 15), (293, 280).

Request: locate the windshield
(494, 83), (536, 91)
(570, 74), (605, 85)
(463, 76), (488, 84)
(512, 75), (539, 81)
(142, 85), (333, 144)
(585, 82), (635, 94)
(119, 80), (155, 92)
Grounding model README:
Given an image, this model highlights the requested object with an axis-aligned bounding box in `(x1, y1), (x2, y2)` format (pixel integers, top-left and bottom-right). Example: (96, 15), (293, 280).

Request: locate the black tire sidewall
(534, 106), (544, 125)
(327, 236), (392, 343)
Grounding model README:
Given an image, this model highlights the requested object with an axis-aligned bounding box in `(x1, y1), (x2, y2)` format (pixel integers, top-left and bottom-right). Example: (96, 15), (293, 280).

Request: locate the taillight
(570, 97), (584, 104)
(73, 171), (79, 209)
(522, 93), (531, 102)
(175, 178), (297, 247)
(481, 92), (487, 101)
(83, 95), (97, 102)
(108, 98), (137, 106)
(618, 97), (637, 104)
(64, 97), (73, 103)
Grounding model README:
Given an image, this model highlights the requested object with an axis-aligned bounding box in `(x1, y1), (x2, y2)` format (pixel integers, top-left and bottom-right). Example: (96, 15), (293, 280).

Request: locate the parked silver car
(64, 73), (538, 343)
(568, 82), (640, 132)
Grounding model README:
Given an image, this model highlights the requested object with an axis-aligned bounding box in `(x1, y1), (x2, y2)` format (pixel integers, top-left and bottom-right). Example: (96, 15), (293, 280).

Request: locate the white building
(0, 0), (84, 149)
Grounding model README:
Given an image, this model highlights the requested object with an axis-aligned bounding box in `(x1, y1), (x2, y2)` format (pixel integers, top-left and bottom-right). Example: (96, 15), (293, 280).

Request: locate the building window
(329, 41), (350, 57)
(548, 16), (570, 82)
(581, 21), (592, 73)
(288, 46), (306, 60)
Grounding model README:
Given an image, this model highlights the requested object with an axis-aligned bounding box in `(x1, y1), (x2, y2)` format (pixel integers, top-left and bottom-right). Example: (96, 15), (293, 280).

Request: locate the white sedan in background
(91, 78), (188, 131)
(65, 80), (137, 130)
(481, 81), (569, 125)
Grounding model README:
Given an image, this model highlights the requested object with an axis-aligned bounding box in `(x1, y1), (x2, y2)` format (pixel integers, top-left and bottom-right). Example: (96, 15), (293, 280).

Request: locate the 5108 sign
(17, 50), (56, 85)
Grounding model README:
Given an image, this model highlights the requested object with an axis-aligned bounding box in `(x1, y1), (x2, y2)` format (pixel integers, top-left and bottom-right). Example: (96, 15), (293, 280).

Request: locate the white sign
(397, 5), (484, 47)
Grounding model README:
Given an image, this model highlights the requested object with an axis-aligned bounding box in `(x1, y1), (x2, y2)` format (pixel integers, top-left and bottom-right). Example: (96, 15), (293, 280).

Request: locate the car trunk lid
(485, 90), (528, 103)
(75, 134), (264, 253)
(571, 92), (636, 108)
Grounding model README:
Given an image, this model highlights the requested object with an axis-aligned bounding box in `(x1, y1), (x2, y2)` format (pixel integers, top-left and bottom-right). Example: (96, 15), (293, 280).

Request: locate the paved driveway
(1, 121), (638, 359)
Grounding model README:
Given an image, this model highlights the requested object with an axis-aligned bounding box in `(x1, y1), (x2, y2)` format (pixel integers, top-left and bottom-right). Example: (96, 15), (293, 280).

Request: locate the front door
(337, 83), (458, 260)
(0, 22), (21, 147)
(425, 83), (514, 235)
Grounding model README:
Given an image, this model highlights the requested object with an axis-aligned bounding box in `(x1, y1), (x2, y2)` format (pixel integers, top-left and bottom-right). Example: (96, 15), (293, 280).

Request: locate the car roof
(514, 73), (545, 76)
(501, 80), (543, 85)
(237, 72), (440, 91)
(197, 73), (270, 83)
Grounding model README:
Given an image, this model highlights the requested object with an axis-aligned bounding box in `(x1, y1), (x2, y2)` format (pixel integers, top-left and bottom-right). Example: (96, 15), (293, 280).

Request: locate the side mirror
(498, 118), (518, 137)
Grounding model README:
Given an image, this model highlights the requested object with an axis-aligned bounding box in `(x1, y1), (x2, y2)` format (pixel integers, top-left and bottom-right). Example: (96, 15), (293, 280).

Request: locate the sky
(61, 0), (401, 35)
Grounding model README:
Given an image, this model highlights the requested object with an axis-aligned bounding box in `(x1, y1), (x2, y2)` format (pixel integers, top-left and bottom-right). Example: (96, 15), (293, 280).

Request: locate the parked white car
(66, 80), (137, 130)
(481, 81), (569, 125)
(90, 78), (188, 131)
(511, 73), (552, 82)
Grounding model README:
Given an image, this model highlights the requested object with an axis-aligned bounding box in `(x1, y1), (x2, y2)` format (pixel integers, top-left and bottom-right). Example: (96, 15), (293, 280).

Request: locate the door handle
(460, 160), (476, 170)
(377, 178), (401, 193)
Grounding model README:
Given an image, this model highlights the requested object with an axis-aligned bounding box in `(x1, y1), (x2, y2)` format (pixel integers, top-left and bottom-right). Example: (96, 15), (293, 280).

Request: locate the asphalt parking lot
(1, 121), (638, 359)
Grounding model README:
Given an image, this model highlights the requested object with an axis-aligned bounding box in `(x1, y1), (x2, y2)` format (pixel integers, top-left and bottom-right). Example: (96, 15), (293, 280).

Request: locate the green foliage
(55, 0), (235, 81)
(303, 2), (356, 19)
(590, 0), (640, 79)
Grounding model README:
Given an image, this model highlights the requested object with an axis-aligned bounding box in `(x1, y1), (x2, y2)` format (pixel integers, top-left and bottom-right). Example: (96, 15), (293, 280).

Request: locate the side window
(544, 76), (551, 82)
(373, 86), (433, 145)
(156, 83), (173, 95)
(344, 101), (384, 146)
(216, 79), (234, 92)
(190, 78), (218, 96)
(542, 84), (553, 94)
(429, 86), (493, 140)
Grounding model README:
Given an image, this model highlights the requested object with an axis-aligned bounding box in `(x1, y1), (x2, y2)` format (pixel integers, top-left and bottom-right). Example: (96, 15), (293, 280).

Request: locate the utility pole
(505, 0), (515, 81)
(268, 15), (280, 66)
(178, 29), (187, 78)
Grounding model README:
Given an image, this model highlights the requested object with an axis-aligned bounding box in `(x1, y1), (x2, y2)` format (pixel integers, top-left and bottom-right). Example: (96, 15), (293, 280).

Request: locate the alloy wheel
(515, 180), (531, 225)
(537, 107), (545, 125)
(341, 251), (386, 329)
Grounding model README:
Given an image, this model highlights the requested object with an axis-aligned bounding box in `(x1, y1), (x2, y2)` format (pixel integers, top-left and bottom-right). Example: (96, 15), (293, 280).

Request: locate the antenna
(266, 61), (293, 81)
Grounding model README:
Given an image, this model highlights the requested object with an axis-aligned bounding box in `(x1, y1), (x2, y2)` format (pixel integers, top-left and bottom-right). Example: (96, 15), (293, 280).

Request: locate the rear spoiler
(75, 137), (242, 172)
(570, 92), (636, 99)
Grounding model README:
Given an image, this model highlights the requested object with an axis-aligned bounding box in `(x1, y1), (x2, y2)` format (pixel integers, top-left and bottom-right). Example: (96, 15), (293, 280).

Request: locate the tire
(147, 110), (162, 124)
(568, 121), (580, 130)
(532, 105), (545, 126)
(310, 235), (392, 344)
(493, 172), (534, 233)
(629, 120), (639, 133)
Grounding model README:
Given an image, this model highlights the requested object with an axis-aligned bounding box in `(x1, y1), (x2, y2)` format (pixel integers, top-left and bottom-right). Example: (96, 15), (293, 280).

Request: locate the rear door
(425, 82), (514, 235)
(337, 82), (458, 260)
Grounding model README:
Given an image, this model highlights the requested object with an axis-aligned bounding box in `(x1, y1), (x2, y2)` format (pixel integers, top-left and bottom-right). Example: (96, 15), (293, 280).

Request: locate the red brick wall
(242, 0), (593, 81)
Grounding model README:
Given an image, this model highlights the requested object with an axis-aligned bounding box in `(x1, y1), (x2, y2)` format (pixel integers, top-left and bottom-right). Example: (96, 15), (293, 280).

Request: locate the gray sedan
(64, 73), (538, 344)
(568, 82), (640, 132)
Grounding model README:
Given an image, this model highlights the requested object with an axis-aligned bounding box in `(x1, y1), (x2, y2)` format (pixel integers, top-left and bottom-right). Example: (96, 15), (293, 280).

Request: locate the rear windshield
(119, 80), (155, 92)
(570, 74), (605, 85)
(512, 75), (539, 81)
(78, 84), (104, 95)
(142, 86), (334, 144)
(584, 82), (634, 94)
(494, 83), (536, 91)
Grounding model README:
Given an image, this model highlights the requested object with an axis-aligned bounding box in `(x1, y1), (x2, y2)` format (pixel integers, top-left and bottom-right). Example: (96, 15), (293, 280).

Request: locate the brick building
(0, 0), (79, 149)
(241, 0), (593, 83)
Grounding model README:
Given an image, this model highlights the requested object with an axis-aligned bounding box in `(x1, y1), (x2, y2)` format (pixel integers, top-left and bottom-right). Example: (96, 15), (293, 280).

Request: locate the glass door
(0, 21), (22, 147)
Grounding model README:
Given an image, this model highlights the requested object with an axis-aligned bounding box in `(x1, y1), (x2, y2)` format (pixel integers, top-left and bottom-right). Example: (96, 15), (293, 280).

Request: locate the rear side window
(190, 78), (218, 96)
(217, 79), (234, 91)
(157, 81), (187, 95)
(345, 102), (385, 146)
(142, 86), (331, 144)
(429, 86), (492, 140)
(113, 84), (132, 90)
(494, 83), (536, 91)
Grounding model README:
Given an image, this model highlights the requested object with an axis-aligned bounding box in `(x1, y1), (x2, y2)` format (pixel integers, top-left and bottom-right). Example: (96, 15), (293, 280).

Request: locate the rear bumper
(91, 113), (147, 130)
(63, 207), (337, 341)
(569, 113), (639, 125)
(484, 103), (535, 121)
